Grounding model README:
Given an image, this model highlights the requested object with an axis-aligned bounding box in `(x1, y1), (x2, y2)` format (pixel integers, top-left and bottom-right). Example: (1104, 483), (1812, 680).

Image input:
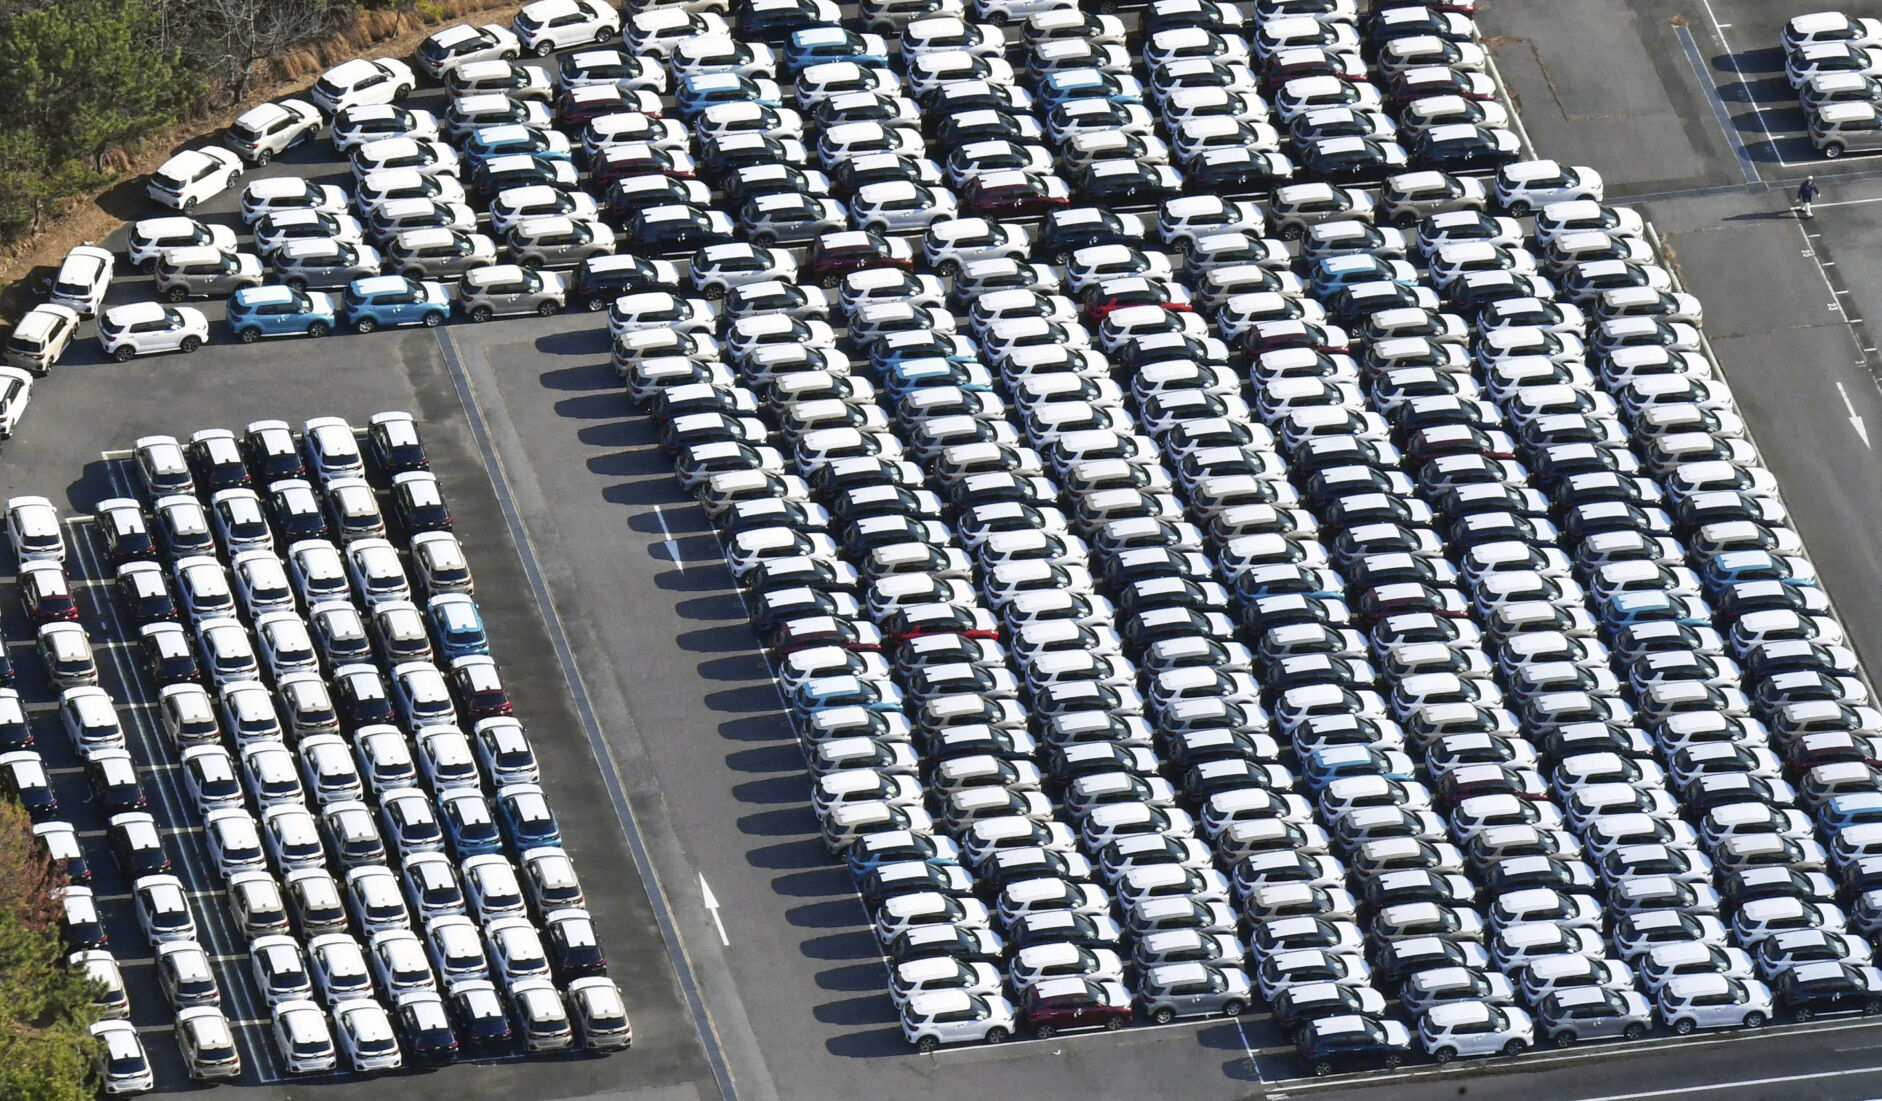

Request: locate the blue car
(224, 285), (337, 341)
(1301, 745), (1416, 792)
(675, 73), (783, 121)
(439, 791), (505, 860)
(869, 333), (977, 372)
(786, 675), (905, 715)
(1598, 590), (1713, 631)
(784, 27), (889, 75)
(1700, 549), (1818, 595)
(1309, 254), (1418, 298)
(1037, 68), (1144, 111)
(462, 124), (573, 168)
(342, 275), (450, 333)
(878, 358), (994, 401)
(428, 594), (490, 661)
(844, 830), (961, 879)
(495, 783), (562, 854)
(1821, 792), (1882, 835)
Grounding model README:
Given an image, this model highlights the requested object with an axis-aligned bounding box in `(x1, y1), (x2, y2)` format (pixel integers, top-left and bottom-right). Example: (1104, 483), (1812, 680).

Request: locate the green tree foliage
(1, 0), (180, 170)
(0, 799), (100, 1101)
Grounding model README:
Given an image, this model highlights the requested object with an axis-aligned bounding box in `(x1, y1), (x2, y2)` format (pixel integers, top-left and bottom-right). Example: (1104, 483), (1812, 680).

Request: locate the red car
(589, 145), (693, 190)
(804, 230), (913, 287)
(20, 562), (79, 623)
(1021, 978), (1133, 1038)
(962, 172), (1074, 217)
(1082, 278), (1195, 323)
(449, 656), (514, 720)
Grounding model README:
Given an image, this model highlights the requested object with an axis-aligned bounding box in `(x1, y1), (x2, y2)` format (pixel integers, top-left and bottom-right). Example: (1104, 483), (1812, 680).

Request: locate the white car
(419, 22), (521, 78)
(1656, 973), (1774, 1033)
(133, 874), (198, 947)
(333, 998), (403, 1072)
(1418, 999), (1535, 1062)
(0, 366), (31, 439)
(175, 1006), (242, 1081)
(127, 216), (236, 270)
(514, 0), (620, 55)
(225, 99), (323, 164)
(902, 988), (1018, 1052)
(96, 302), (210, 362)
(90, 1019), (155, 1095)
(239, 177), (350, 225)
(312, 57), (416, 114)
(6, 495), (63, 563)
(331, 104), (442, 153)
(272, 999), (338, 1074)
(47, 244), (114, 317)
(147, 147), (243, 213)
(1493, 159), (1603, 214)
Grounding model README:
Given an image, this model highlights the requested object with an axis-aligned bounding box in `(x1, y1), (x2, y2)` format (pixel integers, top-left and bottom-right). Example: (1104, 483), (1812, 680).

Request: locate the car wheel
(1280, 224), (1303, 241)
(821, 273), (841, 289)
(752, 232), (776, 247)
(470, 306), (494, 322)
(916, 1036), (938, 1055)
(1743, 1012), (1765, 1029)
(140, 258), (158, 274)
(585, 296), (607, 312)
(112, 346), (136, 363)
(1432, 1047), (1456, 1064)
(287, 278), (307, 293)
(306, 321), (330, 337)
(702, 283), (725, 300)
(179, 336), (201, 353)
(1826, 143), (1846, 158)
(182, 197), (197, 213)
(1382, 1055), (1403, 1071)
(1314, 1061), (1333, 1077)
(422, 311), (444, 327)
(355, 317), (378, 334)
(1552, 1033), (1575, 1049)
(1622, 1023), (1647, 1040)
(1221, 1000), (1244, 1018)
(937, 260), (958, 278)
(1152, 1007), (1176, 1025)
(1104, 1015), (1125, 1031)
(165, 287), (188, 302)
(1508, 200), (1531, 216)
(984, 1027), (1007, 1044)
(535, 39), (556, 56)
(865, 222), (888, 236)
(1501, 1039), (1526, 1056)
(519, 257), (541, 271)
(537, 299), (559, 317)
(239, 327), (262, 344)
(1673, 1018), (1695, 1035)
(1794, 1007), (1814, 1023)
(1033, 1024), (1054, 1039)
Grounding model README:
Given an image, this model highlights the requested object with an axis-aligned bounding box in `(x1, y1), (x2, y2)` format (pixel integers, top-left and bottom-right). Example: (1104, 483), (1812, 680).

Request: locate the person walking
(1799, 176), (1820, 218)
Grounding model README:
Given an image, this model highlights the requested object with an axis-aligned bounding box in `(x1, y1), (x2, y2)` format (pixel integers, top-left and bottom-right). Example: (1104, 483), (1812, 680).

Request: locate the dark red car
(449, 656), (514, 720)
(961, 173), (1074, 217)
(804, 230), (912, 287)
(1082, 277), (1195, 323)
(20, 562), (79, 623)
(1021, 978), (1133, 1038)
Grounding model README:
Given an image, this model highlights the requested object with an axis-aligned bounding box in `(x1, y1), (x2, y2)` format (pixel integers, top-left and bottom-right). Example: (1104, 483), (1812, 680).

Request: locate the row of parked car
(3, 415), (630, 1088)
(577, 0), (1882, 1076)
(1785, 10), (1882, 157)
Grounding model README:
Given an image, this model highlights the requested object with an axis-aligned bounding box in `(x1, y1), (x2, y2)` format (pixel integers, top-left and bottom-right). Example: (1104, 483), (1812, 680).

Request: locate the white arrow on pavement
(701, 874), (729, 946)
(1837, 381), (1872, 448)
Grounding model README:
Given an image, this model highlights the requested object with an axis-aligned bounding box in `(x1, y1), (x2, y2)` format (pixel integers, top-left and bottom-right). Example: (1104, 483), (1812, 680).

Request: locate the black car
(333, 666), (397, 732)
(623, 204), (736, 256)
(397, 994), (460, 1067)
(1775, 963), (1882, 1021)
(98, 503), (158, 565)
(696, 134), (796, 182)
(1295, 1014), (1412, 1077)
(140, 625), (200, 687)
(185, 432), (252, 493)
(546, 913), (609, 982)
(447, 981), (513, 1055)
(0, 645), (12, 690)
(241, 423), (304, 483)
(1073, 159), (1184, 204)
(1144, 0), (1242, 33)
(885, 925), (1003, 966)
(829, 153), (932, 197)
(87, 755), (148, 816)
(366, 415), (428, 476)
(1, 755), (57, 820)
(391, 476), (452, 536)
(266, 480), (330, 543)
(571, 254), (672, 312)
(1298, 137), (1407, 183)
(1036, 207), (1146, 261)
(1183, 148), (1295, 196)
(721, 164), (822, 209)
(117, 566), (178, 625)
(469, 157), (565, 203)
(109, 816), (171, 878)
(736, 0), (829, 44)
(932, 109), (1036, 153)
(1415, 126), (1520, 173)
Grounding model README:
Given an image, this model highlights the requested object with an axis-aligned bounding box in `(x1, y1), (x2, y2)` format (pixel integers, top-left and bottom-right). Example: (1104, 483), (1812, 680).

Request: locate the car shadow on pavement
(737, 807), (816, 838)
(678, 622), (762, 653)
(816, 961), (890, 994)
(704, 683), (782, 713)
(771, 868), (853, 900)
(65, 459), (128, 513)
(534, 329), (612, 359)
(716, 714), (788, 744)
(725, 744), (804, 777)
(539, 359), (616, 390)
(553, 392), (621, 421)
(745, 836), (834, 871)
(694, 653), (773, 682)
(729, 775), (805, 806)
(798, 929), (880, 962)
(674, 593), (746, 622)
(823, 1025), (908, 1058)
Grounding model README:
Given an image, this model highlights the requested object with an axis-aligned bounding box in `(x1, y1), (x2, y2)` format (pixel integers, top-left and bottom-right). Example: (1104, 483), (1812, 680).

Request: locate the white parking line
(1697, 0), (1788, 167)
(1572, 1063), (1882, 1100)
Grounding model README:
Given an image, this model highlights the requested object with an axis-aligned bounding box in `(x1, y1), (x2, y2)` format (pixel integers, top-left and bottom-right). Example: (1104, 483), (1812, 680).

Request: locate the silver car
(274, 239), (385, 292)
(1656, 973), (1774, 1033)
(504, 215), (616, 270)
(1136, 962), (1252, 1023)
(1536, 987), (1652, 1047)
(155, 247), (264, 301)
(458, 265), (567, 321)
(386, 227), (497, 280)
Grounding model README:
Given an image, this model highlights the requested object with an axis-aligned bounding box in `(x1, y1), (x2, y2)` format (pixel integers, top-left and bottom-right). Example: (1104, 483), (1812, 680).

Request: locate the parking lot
(18, 0), (1882, 1098)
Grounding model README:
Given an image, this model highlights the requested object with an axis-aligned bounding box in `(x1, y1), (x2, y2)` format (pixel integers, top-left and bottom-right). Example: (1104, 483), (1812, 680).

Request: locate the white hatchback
(96, 302), (209, 362)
